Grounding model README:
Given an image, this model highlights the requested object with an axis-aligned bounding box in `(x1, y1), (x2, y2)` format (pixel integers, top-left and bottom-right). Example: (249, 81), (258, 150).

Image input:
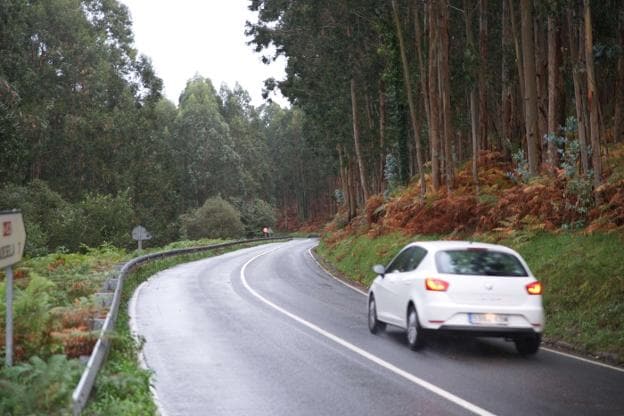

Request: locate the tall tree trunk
(391, 0), (426, 197)
(350, 78), (369, 202)
(478, 0), (488, 150)
(337, 145), (347, 206)
(615, 9), (624, 143)
(428, 0), (441, 191)
(547, 15), (560, 167)
(347, 158), (357, 220)
(536, 17), (548, 152)
(508, 0), (526, 124)
(584, 0), (602, 187)
(378, 80), (386, 193)
(567, 9), (590, 174)
(465, 0), (479, 191)
(439, 0), (454, 190)
(414, 2), (431, 138)
(520, 0), (539, 176)
(501, 0), (513, 158)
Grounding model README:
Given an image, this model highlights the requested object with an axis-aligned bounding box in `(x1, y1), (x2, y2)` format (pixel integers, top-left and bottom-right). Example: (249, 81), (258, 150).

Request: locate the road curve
(132, 239), (624, 416)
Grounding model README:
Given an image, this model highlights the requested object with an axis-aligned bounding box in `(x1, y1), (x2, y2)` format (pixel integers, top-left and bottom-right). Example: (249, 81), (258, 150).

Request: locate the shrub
(77, 190), (134, 249)
(0, 355), (82, 415)
(0, 274), (56, 359)
(0, 181), (135, 253)
(0, 180), (75, 255)
(232, 198), (276, 236)
(179, 196), (244, 239)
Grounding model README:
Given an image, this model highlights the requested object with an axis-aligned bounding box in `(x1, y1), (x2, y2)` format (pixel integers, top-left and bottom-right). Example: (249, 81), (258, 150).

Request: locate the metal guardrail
(71, 237), (288, 415)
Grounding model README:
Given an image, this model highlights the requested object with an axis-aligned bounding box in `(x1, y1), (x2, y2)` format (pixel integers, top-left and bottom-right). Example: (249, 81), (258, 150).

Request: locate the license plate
(469, 313), (509, 326)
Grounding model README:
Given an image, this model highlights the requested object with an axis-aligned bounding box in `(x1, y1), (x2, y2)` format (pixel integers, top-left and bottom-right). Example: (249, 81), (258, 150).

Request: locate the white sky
(119, 0), (288, 107)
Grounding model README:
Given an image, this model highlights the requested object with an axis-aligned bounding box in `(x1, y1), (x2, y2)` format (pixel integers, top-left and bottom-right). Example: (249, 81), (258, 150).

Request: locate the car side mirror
(373, 264), (386, 277)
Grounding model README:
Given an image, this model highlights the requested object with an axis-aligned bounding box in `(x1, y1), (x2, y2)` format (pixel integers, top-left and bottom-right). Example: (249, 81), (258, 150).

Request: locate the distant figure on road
(262, 226), (269, 238)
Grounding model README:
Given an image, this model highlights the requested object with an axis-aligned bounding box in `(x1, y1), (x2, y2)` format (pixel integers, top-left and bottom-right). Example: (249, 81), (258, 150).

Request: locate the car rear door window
(435, 249), (527, 276)
(387, 246), (427, 273)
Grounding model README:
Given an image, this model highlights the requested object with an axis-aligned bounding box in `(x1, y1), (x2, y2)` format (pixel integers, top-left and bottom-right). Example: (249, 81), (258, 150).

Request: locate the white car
(367, 241), (544, 354)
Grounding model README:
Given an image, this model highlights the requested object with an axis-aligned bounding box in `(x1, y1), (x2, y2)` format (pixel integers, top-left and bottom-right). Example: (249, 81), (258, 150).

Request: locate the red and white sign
(0, 211), (25, 268)
(3, 221), (12, 237)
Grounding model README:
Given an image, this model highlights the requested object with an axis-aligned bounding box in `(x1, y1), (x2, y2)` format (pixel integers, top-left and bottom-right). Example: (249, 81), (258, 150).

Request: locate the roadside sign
(132, 225), (152, 241)
(1, 210), (25, 367)
(132, 225), (152, 251)
(0, 211), (25, 269)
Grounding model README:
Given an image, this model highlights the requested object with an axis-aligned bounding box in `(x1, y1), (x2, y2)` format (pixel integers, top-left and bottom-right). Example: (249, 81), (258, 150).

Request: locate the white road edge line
(242, 248), (497, 416)
(540, 347), (624, 373)
(129, 279), (171, 416)
(307, 247), (368, 295)
(307, 244), (624, 374)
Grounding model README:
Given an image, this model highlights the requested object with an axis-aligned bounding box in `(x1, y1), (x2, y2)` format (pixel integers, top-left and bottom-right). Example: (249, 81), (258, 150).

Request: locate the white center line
(241, 247), (497, 416)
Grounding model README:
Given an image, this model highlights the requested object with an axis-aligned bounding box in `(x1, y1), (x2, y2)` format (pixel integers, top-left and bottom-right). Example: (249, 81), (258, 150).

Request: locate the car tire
(368, 296), (386, 334)
(514, 334), (541, 355)
(406, 306), (425, 350)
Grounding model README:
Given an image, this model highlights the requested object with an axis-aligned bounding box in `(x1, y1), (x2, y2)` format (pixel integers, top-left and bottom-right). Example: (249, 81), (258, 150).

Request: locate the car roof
(405, 240), (519, 254)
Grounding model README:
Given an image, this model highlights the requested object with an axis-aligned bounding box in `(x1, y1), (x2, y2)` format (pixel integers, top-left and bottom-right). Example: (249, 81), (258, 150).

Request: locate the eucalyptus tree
(248, 0), (388, 214)
(172, 76), (243, 208)
(0, 0), (163, 196)
(218, 83), (272, 201)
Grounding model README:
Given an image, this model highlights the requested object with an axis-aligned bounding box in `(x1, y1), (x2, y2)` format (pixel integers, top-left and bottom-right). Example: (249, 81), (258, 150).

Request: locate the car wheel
(406, 306), (425, 350)
(368, 296), (386, 334)
(514, 334), (541, 355)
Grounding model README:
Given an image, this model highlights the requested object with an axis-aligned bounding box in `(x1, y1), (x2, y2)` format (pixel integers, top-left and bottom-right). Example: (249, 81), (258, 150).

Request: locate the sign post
(1, 210), (26, 367)
(131, 225), (152, 252)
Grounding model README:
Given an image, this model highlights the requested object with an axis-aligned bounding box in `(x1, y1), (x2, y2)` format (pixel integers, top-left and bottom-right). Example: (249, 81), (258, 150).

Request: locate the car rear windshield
(435, 249), (528, 276)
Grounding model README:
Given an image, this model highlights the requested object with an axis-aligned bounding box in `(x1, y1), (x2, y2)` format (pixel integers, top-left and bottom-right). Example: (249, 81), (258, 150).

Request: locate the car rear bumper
(419, 304), (544, 333)
(433, 325), (540, 338)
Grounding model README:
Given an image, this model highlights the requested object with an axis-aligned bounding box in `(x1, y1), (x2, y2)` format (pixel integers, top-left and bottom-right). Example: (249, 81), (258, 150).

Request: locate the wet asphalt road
(132, 239), (624, 416)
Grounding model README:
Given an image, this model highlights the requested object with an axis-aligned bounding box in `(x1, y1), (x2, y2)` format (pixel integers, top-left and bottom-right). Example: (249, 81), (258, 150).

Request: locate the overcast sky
(119, 0), (288, 107)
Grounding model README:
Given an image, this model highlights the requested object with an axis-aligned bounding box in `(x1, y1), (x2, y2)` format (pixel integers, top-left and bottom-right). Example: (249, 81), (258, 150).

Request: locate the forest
(0, 0), (333, 255)
(2, 0), (624, 248)
(1, 1), (624, 413)
(248, 0), (624, 232)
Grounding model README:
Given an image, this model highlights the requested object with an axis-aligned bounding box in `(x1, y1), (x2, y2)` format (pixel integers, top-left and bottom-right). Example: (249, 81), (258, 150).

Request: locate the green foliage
(513, 232), (624, 358)
(0, 181), (136, 253)
(384, 153), (400, 196)
(317, 233), (412, 286)
(562, 161), (593, 224)
(0, 355), (82, 415)
(179, 196), (244, 239)
(0, 180), (74, 255)
(231, 198), (276, 236)
(556, 118), (595, 225)
(0, 274), (56, 358)
(510, 149), (531, 183)
(78, 191), (134, 249)
(172, 77), (244, 205)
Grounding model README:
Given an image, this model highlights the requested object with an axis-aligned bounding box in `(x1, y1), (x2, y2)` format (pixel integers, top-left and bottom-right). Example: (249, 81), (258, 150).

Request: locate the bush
(77, 190), (135, 249)
(0, 355), (82, 415)
(232, 198), (276, 236)
(179, 196), (244, 239)
(0, 274), (56, 359)
(0, 181), (134, 253)
(0, 180), (75, 255)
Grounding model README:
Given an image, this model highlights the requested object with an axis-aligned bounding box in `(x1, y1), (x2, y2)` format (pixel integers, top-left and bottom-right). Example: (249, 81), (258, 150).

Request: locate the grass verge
(317, 231), (624, 364)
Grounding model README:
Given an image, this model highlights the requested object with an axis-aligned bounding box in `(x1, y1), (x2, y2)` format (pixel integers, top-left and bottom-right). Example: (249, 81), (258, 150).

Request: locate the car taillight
(425, 278), (449, 291)
(526, 281), (542, 295)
